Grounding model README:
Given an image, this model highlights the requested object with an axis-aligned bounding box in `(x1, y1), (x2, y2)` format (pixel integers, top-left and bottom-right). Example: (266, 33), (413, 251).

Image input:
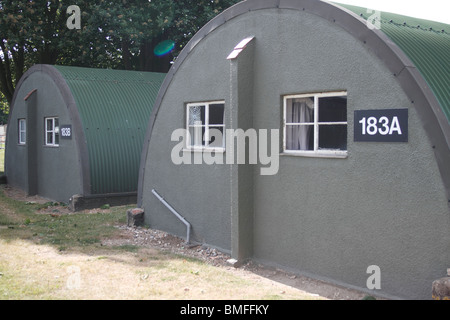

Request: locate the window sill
(281, 150), (348, 159)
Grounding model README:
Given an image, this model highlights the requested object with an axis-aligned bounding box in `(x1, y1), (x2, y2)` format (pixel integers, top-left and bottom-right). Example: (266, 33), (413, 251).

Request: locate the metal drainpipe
(151, 189), (191, 244)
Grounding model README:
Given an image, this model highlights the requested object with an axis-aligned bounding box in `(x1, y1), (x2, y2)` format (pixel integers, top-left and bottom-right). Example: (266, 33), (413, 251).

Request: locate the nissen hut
(5, 64), (165, 209)
(137, 0), (450, 299)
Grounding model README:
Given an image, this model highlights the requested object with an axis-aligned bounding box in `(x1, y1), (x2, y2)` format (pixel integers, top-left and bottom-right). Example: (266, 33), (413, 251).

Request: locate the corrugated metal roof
(54, 65), (166, 195)
(337, 3), (450, 122)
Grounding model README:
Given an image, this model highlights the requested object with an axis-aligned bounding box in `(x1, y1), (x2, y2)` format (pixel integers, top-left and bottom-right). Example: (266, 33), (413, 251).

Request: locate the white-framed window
(186, 101), (225, 150)
(283, 91), (347, 157)
(18, 119), (26, 145)
(45, 117), (59, 146)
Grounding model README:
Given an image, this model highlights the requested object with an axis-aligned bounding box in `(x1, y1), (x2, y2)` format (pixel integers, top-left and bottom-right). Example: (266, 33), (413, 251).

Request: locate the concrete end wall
(6, 69), (83, 203)
(141, 7), (449, 299)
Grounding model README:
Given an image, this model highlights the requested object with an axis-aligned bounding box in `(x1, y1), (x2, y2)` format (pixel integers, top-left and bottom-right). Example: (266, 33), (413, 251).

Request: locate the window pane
(318, 96), (347, 122)
(18, 120), (26, 144)
(208, 126), (224, 147)
(188, 105), (205, 125)
(286, 98), (314, 124)
(47, 118), (53, 131)
(189, 126), (205, 147)
(286, 124), (314, 151)
(47, 132), (53, 145)
(209, 104), (224, 125)
(318, 124), (347, 150)
(54, 118), (59, 145)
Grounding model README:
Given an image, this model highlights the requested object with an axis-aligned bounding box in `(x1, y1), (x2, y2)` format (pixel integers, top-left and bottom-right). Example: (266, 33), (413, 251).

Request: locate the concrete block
(127, 208), (145, 227)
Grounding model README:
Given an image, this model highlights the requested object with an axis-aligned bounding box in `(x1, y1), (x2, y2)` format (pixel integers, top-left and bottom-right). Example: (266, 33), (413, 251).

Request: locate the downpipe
(151, 189), (191, 244)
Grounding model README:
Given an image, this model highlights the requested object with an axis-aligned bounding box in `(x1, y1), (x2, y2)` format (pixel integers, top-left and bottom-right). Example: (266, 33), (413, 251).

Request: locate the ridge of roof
(54, 64), (165, 82)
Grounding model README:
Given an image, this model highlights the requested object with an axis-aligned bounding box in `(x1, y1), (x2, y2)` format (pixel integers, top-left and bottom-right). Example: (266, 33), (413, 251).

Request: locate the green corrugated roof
(54, 65), (165, 195)
(335, 4), (450, 122)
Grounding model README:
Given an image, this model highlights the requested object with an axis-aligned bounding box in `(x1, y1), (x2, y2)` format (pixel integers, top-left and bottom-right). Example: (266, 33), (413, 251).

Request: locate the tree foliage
(0, 0), (240, 119)
(0, 92), (8, 124)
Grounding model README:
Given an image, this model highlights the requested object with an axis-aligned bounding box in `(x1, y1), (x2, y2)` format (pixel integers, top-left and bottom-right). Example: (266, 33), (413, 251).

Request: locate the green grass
(0, 187), (129, 253)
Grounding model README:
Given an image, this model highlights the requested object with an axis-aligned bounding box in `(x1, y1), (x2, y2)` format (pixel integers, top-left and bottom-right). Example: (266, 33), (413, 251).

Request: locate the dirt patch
(1, 185), (51, 204)
(102, 226), (231, 267)
(103, 225), (374, 300)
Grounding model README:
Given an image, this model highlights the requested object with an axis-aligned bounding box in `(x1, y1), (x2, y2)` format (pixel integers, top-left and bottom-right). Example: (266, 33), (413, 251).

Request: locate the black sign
(354, 109), (408, 142)
(60, 125), (72, 139)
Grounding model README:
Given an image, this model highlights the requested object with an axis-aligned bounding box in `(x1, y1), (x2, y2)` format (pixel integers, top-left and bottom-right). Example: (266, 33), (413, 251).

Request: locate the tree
(0, 92), (8, 124)
(78, 0), (241, 72)
(78, 0), (176, 72)
(0, 0), (90, 105)
(0, 0), (241, 111)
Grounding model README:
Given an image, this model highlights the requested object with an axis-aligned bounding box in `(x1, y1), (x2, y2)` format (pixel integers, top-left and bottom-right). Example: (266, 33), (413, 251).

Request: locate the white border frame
(282, 91), (348, 158)
(185, 101), (225, 152)
(45, 117), (59, 147)
(18, 118), (26, 145)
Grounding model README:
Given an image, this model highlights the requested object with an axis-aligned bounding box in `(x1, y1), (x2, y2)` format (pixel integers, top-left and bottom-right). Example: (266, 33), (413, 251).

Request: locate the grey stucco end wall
(249, 9), (449, 300)
(6, 69), (83, 203)
(140, 31), (233, 250)
(5, 87), (29, 191)
(140, 7), (449, 300)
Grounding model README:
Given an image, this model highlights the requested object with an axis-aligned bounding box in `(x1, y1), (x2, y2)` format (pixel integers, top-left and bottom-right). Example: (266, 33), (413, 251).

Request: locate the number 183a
(359, 116), (402, 136)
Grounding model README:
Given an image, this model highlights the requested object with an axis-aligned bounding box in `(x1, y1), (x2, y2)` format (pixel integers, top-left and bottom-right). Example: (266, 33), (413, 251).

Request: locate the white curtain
(189, 106), (203, 146)
(287, 98), (314, 150)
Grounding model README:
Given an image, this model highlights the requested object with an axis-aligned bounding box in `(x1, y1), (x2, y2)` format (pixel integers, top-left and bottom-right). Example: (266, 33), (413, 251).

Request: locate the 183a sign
(354, 109), (408, 142)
